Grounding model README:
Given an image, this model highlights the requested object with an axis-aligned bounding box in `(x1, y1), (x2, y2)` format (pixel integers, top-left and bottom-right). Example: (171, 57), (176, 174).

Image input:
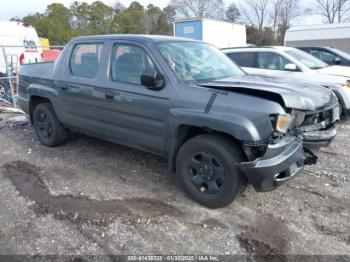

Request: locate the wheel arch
(167, 111), (262, 173)
(29, 96), (52, 124)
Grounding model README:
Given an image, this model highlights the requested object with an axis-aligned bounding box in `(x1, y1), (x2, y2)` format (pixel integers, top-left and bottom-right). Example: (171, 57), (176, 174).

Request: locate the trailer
(285, 23), (350, 53)
(174, 18), (246, 49)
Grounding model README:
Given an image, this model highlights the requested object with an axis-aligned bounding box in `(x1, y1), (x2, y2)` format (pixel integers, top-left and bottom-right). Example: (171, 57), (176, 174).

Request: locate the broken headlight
(270, 114), (295, 134)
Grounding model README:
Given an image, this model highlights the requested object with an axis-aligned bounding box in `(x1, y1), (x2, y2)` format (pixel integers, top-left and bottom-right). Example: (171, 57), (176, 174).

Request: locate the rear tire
(176, 134), (247, 208)
(33, 102), (67, 147)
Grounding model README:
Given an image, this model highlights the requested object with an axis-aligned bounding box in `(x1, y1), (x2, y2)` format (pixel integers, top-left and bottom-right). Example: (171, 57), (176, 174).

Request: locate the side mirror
(141, 68), (165, 90)
(284, 63), (298, 71)
(334, 57), (342, 65)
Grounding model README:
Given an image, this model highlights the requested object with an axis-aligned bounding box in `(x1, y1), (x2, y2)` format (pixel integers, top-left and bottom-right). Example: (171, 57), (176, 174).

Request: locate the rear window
(227, 52), (257, 68)
(70, 43), (103, 78)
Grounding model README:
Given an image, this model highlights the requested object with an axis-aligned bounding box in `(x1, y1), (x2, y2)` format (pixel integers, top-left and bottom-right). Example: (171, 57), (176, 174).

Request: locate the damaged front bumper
(302, 126), (336, 149)
(238, 136), (305, 192)
(294, 103), (340, 150)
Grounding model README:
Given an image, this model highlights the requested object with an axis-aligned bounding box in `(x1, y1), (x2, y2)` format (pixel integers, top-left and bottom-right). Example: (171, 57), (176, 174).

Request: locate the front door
(255, 51), (301, 78)
(99, 42), (170, 155)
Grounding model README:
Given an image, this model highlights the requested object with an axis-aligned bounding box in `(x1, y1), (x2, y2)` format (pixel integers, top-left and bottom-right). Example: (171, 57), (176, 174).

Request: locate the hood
(317, 65), (350, 78)
(200, 75), (334, 111)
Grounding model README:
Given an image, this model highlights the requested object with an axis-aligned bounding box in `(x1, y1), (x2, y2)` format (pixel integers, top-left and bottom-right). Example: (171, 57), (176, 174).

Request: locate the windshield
(157, 41), (245, 83)
(330, 48), (350, 60)
(285, 49), (328, 70)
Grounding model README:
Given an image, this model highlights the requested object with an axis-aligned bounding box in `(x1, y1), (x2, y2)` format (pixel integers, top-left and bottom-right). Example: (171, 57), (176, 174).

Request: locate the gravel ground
(0, 111), (349, 259)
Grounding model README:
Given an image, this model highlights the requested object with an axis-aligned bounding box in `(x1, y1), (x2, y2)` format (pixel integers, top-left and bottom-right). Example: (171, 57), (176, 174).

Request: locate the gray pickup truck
(17, 35), (340, 208)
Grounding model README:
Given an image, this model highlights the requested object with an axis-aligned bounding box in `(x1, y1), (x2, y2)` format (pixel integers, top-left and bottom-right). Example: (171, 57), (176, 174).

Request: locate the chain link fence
(0, 45), (64, 108)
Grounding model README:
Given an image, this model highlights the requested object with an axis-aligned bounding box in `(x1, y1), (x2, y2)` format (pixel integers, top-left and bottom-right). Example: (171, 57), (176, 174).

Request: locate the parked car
(298, 47), (350, 66)
(18, 36), (339, 208)
(223, 46), (350, 119)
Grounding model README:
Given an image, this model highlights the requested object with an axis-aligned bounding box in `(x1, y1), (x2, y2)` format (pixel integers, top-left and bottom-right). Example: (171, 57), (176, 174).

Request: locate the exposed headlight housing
(271, 114), (295, 134)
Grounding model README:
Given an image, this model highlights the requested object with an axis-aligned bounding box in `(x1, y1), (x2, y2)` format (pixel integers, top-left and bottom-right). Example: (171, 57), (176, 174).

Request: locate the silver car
(223, 46), (350, 119)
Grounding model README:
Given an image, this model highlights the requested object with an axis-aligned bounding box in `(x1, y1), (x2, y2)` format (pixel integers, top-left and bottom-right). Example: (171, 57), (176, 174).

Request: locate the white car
(223, 46), (350, 119)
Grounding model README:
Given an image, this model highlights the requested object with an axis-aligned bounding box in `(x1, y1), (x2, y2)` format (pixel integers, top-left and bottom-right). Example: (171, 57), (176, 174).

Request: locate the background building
(285, 23), (350, 53)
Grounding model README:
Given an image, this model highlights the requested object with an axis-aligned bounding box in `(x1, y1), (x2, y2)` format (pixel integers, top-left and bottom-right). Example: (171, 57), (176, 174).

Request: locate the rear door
(57, 42), (106, 137)
(98, 41), (170, 155)
(226, 51), (260, 75)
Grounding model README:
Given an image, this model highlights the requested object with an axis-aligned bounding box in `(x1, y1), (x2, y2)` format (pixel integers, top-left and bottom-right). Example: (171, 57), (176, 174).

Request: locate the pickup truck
(17, 35), (340, 208)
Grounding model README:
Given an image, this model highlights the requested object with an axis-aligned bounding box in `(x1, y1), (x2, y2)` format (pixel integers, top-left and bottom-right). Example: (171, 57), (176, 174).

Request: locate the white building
(174, 18), (246, 49)
(285, 23), (350, 53)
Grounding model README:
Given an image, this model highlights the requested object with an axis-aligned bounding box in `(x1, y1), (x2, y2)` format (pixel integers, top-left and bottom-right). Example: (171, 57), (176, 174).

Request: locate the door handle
(61, 84), (69, 90)
(61, 85), (80, 91)
(105, 92), (115, 99)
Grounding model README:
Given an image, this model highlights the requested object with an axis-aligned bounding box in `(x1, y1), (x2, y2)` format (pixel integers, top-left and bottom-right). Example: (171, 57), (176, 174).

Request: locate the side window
(228, 52), (257, 68)
(111, 44), (156, 85)
(70, 43), (103, 78)
(257, 52), (291, 70)
(311, 50), (337, 64)
(299, 48), (311, 54)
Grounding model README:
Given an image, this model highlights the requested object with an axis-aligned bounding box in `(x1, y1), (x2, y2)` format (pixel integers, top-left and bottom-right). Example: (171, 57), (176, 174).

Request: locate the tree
(277, 0), (300, 44)
(170, 0), (225, 19)
(143, 4), (173, 35)
(70, 1), (90, 32)
(46, 3), (73, 44)
(241, 0), (271, 45)
(22, 13), (48, 38)
(112, 1), (126, 15)
(9, 17), (21, 22)
(161, 5), (177, 35)
(14, 1), (179, 44)
(145, 4), (163, 34)
(270, 0), (300, 44)
(22, 5), (73, 45)
(313, 0), (350, 23)
(225, 2), (241, 22)
(246, 25), (274, 45)
(163, 5), (176, 23)
(88, 1), (114, 34)
(270, 0), (284, 35)
(113, 2), (147, 34)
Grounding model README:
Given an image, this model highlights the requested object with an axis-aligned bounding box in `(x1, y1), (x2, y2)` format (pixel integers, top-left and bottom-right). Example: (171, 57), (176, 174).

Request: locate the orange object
(41, 50), (61, 62)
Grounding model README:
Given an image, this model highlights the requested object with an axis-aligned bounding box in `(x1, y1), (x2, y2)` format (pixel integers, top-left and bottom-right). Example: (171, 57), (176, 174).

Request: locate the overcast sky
(1, 0), (323, 26)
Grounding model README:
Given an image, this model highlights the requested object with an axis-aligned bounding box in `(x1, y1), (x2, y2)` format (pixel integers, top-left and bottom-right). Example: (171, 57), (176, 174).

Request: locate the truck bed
(17, 62), (56, 114)
(19, 62), (55, 79)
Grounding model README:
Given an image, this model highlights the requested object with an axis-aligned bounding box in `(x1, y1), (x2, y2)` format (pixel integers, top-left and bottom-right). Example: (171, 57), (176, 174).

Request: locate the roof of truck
(71, 34), (198, 43)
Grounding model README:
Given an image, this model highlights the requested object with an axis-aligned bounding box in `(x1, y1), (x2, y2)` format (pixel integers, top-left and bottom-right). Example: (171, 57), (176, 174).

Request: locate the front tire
(176, 134), (247, 208)
(33, 102), (67, 147)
